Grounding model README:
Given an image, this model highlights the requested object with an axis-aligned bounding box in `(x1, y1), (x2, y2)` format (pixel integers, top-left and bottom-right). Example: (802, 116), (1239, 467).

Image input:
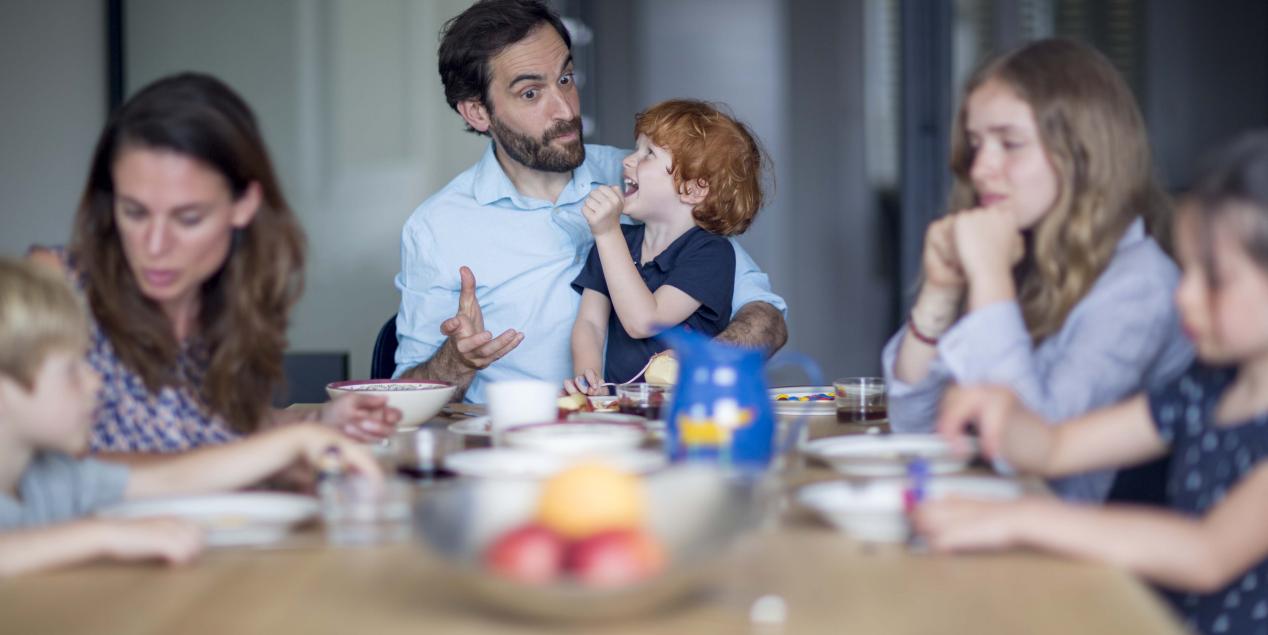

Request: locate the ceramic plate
(802, 434), (974, 477)
(448, 415), (494, 437)
(443, 448), (667, 479)
(796, 477), (1022, 542)
(770, 385), (837, 416)
(97, 492), (319, 547)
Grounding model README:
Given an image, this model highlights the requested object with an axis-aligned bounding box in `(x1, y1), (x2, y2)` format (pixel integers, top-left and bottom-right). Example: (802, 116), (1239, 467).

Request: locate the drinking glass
(616, 383), (672, 421)
(833, 377), (887, 426)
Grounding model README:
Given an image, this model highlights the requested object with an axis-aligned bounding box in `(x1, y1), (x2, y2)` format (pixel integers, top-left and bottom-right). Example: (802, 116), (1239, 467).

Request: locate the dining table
(0, 405), (1185, 634)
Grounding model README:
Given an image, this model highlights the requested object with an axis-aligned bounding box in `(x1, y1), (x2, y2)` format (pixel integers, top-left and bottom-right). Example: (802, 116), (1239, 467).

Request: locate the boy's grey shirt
(0, 452), (129, 529)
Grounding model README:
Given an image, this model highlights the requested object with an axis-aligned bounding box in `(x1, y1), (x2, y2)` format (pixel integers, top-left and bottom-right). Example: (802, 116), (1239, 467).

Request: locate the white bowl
(802, 434), (974, 477)
(796, 476), (1022, 543)
(326, 379), (456, 429)
(500, 420), (647, 456)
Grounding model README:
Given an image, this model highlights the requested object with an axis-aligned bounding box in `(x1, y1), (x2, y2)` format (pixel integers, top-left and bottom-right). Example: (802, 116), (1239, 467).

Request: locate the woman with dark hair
(31, 72), (398, 453)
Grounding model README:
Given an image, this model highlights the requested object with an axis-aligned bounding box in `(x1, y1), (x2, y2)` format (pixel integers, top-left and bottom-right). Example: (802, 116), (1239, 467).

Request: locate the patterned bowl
(325, 379), (456, 429)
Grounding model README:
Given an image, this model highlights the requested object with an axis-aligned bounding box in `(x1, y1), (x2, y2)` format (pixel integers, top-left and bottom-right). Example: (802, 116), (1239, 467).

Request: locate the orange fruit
(536, 462), (645, 539)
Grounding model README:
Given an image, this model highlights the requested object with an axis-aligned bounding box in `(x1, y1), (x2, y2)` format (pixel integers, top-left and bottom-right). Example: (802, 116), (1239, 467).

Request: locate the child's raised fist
(581, 185), (625, 237)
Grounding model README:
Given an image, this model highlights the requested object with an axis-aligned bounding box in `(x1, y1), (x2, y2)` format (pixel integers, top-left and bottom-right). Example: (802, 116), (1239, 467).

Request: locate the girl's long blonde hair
(948, 38), (1170, 341)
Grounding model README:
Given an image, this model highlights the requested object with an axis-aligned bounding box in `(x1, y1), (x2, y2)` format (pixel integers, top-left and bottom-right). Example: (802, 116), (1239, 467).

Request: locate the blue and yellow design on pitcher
(659, 329), (776, 467)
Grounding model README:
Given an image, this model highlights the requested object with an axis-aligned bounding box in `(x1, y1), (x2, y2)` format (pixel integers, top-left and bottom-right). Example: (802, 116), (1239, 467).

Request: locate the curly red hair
(634, 100), (766, 236)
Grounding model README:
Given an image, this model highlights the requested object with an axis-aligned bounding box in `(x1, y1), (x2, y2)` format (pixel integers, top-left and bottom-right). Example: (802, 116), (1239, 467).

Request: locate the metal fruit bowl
(413, 465), (769, 621)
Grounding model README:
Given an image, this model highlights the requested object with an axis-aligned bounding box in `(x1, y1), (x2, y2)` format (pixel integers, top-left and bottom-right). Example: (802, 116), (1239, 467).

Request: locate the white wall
(0, 1), (106, 257)
(124, 0), (486, 378)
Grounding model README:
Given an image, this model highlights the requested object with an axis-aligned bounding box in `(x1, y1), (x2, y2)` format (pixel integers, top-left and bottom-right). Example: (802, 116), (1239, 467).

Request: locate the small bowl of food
(326, 379), (456, 429)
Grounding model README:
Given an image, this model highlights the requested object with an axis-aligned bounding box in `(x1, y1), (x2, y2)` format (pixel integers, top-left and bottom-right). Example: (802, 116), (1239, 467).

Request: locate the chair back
(370, 314), (399, 380)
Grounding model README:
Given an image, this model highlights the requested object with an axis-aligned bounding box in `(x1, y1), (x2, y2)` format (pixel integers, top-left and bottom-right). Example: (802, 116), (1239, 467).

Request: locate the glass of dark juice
(616, 383), (671, 421)
(833, 377), (887, 426)
(390, 427), (460, 482)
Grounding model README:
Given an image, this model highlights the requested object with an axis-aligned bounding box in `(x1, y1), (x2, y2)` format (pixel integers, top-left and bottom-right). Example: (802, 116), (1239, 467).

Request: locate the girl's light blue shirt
(882, 219), (1195, 502)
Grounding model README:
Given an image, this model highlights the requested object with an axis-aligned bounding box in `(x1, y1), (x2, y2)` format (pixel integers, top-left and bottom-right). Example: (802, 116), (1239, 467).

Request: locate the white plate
(449, 412), (648, 439)
(770, 385), (837, 416)
(449, 415), (493, 437)
(797, 476), (1022, 542)
(802, 434), (973, 477)
(443, 448), (667, 479)
(501, 421), (646, 455)
(97, 492), (319, 547)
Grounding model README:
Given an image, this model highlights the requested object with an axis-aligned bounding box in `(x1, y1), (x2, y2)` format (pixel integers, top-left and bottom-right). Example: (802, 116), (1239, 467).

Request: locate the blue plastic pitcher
(659, 328), (776, 468)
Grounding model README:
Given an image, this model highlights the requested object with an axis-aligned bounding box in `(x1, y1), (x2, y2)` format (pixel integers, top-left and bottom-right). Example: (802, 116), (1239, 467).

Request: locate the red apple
(484, 524), (568, 585)
(566, 529), (666, 587)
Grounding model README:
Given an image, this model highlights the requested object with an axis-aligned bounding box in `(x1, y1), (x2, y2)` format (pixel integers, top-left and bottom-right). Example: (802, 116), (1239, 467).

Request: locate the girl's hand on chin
(952, 207), (1025, 282)
(921, 216), (967, 292)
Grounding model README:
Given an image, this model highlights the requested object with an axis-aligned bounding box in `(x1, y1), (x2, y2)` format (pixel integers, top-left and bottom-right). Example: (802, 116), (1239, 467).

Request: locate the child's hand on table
(102, 517), (204, 565)
(914, 496), (1034, 553)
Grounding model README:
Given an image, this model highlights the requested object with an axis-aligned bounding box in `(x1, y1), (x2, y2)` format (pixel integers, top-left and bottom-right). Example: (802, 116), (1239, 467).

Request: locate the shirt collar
(640, 226), (706, 273)
(472, 141), (605, 209)
(1117, 217), (1147, 252)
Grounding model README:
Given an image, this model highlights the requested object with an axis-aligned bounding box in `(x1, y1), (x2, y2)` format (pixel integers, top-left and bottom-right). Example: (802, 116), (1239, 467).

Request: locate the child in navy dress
(566, 100), (766, 392)
(919, 130), (1268, 634)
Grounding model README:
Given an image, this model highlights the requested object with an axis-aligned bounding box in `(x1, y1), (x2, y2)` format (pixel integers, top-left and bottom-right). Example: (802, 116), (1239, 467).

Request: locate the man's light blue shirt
(394, 143), (786, 403)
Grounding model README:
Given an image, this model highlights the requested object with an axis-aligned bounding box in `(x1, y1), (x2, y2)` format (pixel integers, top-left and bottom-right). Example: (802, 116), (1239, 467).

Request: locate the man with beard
(393, 0), (788, 402)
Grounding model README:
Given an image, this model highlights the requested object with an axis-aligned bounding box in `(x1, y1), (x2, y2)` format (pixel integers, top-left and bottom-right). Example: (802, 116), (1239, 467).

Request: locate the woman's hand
(922, 216), (967, 292)
(907, 216), (968, 343)
(581, 185), (625, 238)
(318, 393), (401, 442)
(951, 207), (1025, 309)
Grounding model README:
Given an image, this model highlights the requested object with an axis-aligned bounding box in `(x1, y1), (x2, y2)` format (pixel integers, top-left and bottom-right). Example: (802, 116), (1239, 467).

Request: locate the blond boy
(0, 259), (379, 575)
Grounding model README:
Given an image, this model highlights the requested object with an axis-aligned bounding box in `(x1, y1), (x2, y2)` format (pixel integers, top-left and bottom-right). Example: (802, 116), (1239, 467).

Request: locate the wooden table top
(0, 408), (1184, 634)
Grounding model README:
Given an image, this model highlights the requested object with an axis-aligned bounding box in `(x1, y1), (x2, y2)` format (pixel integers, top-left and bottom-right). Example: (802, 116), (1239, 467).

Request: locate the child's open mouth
(623, 177), (639, 196)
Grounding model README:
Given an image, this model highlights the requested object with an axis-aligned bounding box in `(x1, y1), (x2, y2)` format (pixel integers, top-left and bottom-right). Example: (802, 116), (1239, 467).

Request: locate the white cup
(486, 380), (558, 433)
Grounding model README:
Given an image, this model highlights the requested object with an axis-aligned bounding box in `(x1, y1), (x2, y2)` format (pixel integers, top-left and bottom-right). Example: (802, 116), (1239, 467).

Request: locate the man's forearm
(400, 338), (477, 400)
(716, 302), (787, 356)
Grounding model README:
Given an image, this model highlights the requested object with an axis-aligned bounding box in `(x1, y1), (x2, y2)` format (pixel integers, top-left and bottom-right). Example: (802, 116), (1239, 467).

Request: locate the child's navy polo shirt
(571, 224), (734, 383)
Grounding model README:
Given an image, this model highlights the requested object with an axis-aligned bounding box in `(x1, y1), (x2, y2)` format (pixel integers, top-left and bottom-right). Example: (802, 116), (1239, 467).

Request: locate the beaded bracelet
(908, 316), (940, 346)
